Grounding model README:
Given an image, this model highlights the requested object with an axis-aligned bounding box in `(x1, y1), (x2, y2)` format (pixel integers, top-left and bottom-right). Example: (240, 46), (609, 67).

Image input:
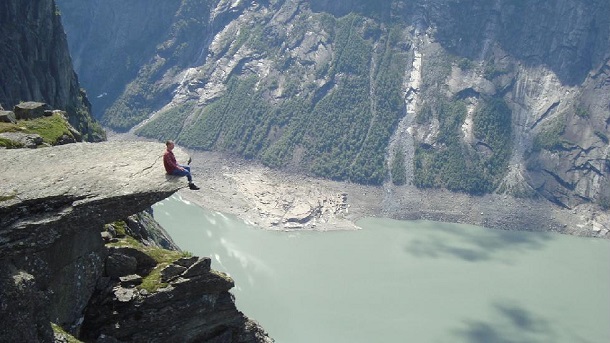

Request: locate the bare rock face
(82, 256), (273, 343)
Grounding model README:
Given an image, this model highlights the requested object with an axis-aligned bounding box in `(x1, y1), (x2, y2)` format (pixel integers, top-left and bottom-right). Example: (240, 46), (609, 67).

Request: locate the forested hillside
(57, 0), (610, 209)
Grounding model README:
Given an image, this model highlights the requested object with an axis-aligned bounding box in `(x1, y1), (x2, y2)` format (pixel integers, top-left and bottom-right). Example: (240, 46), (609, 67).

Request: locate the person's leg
(171, 166), (193, 183)
(173, 164), (198, 189)
(180, 165), (192, 182)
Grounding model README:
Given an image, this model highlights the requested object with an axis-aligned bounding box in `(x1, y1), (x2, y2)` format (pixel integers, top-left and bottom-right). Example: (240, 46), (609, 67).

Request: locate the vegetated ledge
(0, 141), (273, 342)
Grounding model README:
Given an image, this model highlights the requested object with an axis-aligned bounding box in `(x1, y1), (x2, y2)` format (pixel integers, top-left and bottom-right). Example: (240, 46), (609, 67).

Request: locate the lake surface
(153, 194), (610, 343)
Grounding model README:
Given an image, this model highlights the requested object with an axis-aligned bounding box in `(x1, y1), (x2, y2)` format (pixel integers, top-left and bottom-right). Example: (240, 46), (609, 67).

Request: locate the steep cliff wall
(0, 142), (272, 342)
(56, 0), (184, 119)
(56, 0), (610, 212)
(0, 0), (104, 141)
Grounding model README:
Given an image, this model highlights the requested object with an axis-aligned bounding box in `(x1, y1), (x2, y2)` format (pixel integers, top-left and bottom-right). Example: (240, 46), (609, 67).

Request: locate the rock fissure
(530, 101), (560, 130)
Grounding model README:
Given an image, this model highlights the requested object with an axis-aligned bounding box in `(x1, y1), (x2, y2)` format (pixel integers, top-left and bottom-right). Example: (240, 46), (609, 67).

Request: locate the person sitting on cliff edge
(163, 140), (200, 190)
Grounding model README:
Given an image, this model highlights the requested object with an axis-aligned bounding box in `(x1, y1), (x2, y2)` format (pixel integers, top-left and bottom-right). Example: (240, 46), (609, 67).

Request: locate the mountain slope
(57, 0), (610, 209)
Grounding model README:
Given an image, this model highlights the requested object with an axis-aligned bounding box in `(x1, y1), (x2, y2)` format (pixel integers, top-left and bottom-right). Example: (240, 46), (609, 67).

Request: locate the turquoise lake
(153, 194), (610, 343)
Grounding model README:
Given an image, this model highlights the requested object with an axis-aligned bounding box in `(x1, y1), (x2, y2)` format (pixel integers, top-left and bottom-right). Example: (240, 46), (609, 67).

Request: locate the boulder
(182, 257), (212, 278)
(0, 132), (43, 148)
(174, 256), (199, 268)
(105, 253), (137, 278)
(13, 102), (50, 120)
(113, 286), (136, 303)
(160, 264), (187, 283)
(109, 247), (157, 277)
(0, 110), (16, 123)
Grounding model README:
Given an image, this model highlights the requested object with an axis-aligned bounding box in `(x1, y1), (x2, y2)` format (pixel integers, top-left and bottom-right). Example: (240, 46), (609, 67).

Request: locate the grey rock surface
(14, 101), (50, 120)
(0, 110), (16, 123)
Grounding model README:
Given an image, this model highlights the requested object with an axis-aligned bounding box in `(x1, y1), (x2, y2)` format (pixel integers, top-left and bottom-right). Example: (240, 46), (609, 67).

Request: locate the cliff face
(0, 0), (104, 141)
(55, 0), (184, 119)
(429, 0), (610, 85)
(0, 142), (272, 342)
(55, 0), (609, 211)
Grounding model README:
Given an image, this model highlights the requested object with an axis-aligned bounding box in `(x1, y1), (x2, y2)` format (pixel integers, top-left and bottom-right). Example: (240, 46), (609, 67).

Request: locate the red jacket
(163, 149), (178, 174)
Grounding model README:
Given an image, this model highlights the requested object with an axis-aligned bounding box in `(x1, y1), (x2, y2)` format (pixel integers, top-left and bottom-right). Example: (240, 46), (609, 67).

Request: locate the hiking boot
(188, 182), (200, 190)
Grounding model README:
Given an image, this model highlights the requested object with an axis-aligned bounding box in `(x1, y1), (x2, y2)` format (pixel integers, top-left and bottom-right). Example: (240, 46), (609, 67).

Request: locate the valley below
(109, 130), (609, 239)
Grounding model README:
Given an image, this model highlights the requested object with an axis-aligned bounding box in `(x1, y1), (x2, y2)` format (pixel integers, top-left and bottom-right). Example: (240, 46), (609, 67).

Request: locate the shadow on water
(404, 222), (555, 262)
(454, 302), (593, 343)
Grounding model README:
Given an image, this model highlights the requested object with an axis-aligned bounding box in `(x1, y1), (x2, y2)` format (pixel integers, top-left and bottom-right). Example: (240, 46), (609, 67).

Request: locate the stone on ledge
(182, 257), (212, 278)
(119, 274), (143, 287)
(0, 110), (16, 123)
(174, 256), (199, 267)
(13, 101), (50, 120)
(160, 264), (187, 283)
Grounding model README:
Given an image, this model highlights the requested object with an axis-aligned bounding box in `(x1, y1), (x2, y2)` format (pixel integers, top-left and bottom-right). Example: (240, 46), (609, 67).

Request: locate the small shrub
(575, 106), (590, 118)
(533, 117), (567, 152)
(0, 137), (23, 148)
(458, 58), (474, 71)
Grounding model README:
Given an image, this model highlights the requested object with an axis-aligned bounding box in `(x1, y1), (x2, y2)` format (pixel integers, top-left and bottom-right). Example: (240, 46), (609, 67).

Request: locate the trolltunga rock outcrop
(0, 141), (188, 258)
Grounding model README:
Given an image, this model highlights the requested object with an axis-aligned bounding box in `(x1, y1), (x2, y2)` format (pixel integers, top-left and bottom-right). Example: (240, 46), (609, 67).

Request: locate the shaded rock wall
(0, 0), (103, 141)
(430, 0), (610, 85)
(55, 0), (184, 118)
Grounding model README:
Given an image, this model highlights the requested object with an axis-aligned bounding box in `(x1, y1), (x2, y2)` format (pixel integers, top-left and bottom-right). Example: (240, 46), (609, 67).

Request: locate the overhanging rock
(0, 141), (189, 258)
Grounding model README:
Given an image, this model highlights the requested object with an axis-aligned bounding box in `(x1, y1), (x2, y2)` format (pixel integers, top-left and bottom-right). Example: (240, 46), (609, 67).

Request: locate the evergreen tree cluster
(138, 14), (408, 185)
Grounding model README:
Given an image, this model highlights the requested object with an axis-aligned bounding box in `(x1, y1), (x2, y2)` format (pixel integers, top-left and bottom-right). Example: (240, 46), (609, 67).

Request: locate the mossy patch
(106, 228), (192, 293)
(0, 114), (75, 145)
(139, 246), (190, 293)
(51, 323), (83, 343)
(0, 137), (24, 148)
(0, 193), (17, 202)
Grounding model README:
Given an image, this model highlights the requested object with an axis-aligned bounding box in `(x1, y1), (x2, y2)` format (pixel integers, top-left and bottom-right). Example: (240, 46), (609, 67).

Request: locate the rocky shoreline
(175, 148), (609, 239)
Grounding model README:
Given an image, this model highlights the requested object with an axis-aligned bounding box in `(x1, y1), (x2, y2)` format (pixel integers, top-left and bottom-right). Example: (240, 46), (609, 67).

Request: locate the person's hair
(165, 140), (174, 147)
